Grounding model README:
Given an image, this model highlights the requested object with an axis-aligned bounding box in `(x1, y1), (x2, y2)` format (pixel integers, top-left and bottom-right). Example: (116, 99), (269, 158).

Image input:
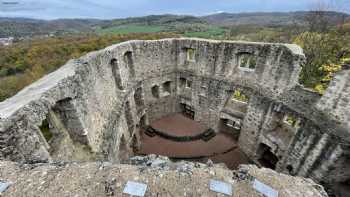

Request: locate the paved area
(151, 113), (207, 136)
(138, 113), (250, 169)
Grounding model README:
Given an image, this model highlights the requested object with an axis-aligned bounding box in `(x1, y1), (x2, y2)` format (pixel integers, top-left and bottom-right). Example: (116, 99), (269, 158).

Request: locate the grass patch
(183, 27), (227, 38)
(97, 25), (165, 34)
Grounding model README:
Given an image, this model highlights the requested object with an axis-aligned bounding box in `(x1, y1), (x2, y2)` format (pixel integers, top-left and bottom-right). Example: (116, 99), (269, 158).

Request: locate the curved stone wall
(0, 38), (349, 190)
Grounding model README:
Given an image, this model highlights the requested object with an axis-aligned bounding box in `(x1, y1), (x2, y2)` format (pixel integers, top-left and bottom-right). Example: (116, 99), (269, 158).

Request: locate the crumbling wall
(0, 155), (329, 197)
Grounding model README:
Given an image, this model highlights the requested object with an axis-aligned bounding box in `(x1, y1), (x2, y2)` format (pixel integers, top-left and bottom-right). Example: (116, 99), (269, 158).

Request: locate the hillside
(201, 11), (350, 27)
(0, 15), (211, 37)
(1, 11), (349, 38)
(0, 18), (101, 37)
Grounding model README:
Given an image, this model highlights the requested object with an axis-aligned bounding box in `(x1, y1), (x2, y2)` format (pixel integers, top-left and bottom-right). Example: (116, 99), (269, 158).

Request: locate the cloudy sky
(0, 0), (349, 19)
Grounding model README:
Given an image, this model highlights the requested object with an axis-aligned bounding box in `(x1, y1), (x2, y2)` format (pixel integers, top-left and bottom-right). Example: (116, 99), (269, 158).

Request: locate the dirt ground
(138, 113), (250, 169)
(151, 113), (207, 136)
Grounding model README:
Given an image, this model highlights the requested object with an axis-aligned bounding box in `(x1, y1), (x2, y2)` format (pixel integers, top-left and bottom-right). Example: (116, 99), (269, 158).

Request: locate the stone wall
(0, 38), (349, 193)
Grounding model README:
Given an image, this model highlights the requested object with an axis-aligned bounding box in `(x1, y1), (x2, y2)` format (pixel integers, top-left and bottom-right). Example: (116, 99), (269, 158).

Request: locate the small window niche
(238, 53), (257, 71)
(200, 86), (207, 96)
(186, 48), (196, 62)
(163, 81), (171, 94)
(232, 89), (249, 103)
(179, 78), (186, 89)
(151, 85), (160, 98)
(283, 114), (299, 128)
(186, 80), (192, 88)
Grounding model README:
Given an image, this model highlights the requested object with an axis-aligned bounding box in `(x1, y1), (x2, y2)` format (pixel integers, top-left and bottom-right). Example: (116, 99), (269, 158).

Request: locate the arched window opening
(110, 58), (124, 90)
(257, 143), (279, 169)
(124, 51), (135, 77)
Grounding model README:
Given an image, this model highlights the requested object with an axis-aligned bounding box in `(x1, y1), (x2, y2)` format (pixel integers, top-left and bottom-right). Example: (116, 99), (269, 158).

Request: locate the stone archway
(257, 143), (279, 169)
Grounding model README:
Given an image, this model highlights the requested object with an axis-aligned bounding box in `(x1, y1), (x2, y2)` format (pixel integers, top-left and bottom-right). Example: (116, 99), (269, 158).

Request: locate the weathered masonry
(0, 38), (349, 196)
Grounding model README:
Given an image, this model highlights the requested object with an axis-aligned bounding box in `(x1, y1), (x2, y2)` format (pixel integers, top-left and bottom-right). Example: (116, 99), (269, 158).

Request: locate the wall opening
(219, 118), (241, 140)
(52, 97), (88, 145)
(223, 89), (249, 115)
(39, 118), (53, 142)
(257, 143), (279, 169)
(134, 87), (144, 107)
(139, 115), (147, 128)
(232, 89), (249, 103)
(186, 80), (192, 88)
(110, 58), (124, 90)
(283, 114), (299, 128)
(238, 53), (257, 70)
(151, 85), (160, 98)
(186, 48), (196, 62)
(286, 164), (294, 174)
(180, 103), (195, 120)
(124, 101), (134, 135)
(124, 51), (135, 78)
(179, 78), (186, 90)
(163, 81), (171, 94)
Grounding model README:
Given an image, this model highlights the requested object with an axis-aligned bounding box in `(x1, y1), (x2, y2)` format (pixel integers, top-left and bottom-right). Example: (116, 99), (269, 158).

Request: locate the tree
(294, 28), (350, 93)
(304, 0), (347, 33)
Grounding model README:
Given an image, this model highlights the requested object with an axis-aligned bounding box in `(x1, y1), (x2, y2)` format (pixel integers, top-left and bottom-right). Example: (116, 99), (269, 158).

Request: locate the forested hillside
(0, 33), (178, 101)
(0, 11), (349, 101)
(1, 11), (348, 38)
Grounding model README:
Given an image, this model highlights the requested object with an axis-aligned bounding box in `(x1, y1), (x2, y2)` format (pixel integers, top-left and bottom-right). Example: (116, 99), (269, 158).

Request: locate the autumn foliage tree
(0, 32), (178, 101)
(294, 24), (350, 94)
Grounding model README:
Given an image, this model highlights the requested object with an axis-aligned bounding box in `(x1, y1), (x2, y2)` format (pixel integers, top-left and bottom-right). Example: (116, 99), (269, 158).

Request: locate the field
(183, 26), (227, 38)
(96, 25), (165, 34)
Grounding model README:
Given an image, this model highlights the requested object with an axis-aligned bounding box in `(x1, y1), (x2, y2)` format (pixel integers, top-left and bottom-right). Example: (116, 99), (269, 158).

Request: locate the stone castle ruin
(0, 38), (349, 196)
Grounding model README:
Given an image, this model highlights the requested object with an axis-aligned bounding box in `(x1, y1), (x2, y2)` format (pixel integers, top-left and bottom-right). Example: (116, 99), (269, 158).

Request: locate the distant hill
(201, 11), (350, 27)
(0, 15), (207, 37)
(0, 18), (101, 37)
(0, 11), (349, 38)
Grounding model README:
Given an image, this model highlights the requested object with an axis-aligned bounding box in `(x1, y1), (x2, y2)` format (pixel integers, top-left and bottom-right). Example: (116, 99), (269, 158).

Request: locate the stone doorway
(180, 103), (195, 120)
(257, 143), (279, 169)
(218, 118), (241, 140)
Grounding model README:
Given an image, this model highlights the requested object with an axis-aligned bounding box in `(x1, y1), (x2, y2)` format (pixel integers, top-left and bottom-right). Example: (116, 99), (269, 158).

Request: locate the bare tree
(304, 0), (332, 32)
(304, 0), (346, 33)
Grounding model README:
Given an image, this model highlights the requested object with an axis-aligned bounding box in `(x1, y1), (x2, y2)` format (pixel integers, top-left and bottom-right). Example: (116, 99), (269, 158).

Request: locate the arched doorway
(257, 143), (279, 169)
